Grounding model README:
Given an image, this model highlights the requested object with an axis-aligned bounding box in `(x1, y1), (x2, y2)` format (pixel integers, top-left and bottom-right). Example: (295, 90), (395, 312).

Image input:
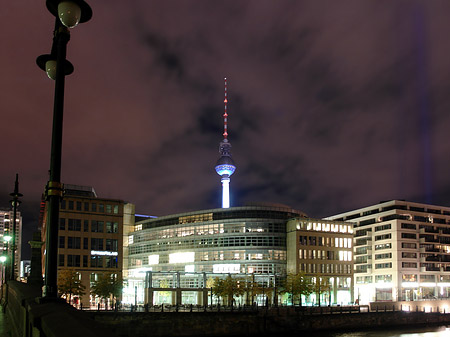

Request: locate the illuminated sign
(91, 251), (118, 256)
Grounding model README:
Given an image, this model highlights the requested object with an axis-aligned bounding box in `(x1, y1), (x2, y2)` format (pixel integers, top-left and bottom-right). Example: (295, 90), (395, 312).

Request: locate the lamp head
(3, 235), (12, 243)
(46, 0), (92, 28)
(0, 256), (6, 263)
(36, 54), (74, 79)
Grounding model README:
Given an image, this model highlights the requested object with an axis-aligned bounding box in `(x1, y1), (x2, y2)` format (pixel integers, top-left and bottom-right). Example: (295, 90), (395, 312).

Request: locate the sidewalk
(0, 309), (11, 337)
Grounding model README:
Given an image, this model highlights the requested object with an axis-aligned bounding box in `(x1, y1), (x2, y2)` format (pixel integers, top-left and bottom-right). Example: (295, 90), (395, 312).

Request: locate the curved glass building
(123, 204), (306, 305)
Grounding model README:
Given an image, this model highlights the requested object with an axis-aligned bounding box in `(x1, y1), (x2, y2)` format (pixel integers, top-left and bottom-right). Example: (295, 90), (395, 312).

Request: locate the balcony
(425, 256), (440, 262)
(426, 266), (440, 272)
(425, 247), (440, 253)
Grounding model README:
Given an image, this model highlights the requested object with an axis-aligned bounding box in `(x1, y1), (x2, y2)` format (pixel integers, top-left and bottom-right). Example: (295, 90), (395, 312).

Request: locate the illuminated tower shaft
(215, 77), (236, 208)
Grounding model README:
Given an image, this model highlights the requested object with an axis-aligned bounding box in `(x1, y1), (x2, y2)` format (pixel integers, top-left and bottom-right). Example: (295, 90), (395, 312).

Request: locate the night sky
(3, 1), (450, 258)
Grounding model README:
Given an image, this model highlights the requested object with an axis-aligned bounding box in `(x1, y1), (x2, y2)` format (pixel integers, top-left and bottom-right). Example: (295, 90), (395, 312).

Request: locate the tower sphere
(215, 156), (236, 177)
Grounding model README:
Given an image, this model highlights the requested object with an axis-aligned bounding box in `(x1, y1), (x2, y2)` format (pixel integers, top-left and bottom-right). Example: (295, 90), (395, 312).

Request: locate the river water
(318, 325), (450, 337)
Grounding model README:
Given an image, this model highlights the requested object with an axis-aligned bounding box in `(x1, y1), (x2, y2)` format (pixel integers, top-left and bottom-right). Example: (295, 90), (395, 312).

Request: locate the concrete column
(171, 290), (176, 305)
(350, 276), (354, 304)
(147, 288), (154, 306)
(27, 232), (43, 287)
(197, 290), (203, 306)
(175, 289), (182, 305)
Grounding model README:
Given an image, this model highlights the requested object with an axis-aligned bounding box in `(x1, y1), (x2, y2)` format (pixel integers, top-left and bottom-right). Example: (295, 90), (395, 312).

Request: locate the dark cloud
(3, 1), (450, 259)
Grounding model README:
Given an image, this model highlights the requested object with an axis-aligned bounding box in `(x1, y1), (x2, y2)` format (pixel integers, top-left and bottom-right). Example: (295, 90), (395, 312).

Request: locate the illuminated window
(185, 265), (195, 273)
(169, 252), (195, 264)
(148, 254), (159, 265)
(213, 264), (240, 273)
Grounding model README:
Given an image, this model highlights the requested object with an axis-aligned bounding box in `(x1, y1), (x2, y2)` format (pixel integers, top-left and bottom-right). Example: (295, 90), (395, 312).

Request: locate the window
(113, 205), (119, 214)
(402, 242), (416, 249)
(113, 222), (119, 233)
(99, 204), (104, 213)
(60, 200), (66, 210)
(421, 275), (435, 282)
(83, 220), (89, 232)
(59, 218), (66, 230)
(106, 256), (118, 268)
(401, 223), (416, 230)
(403, 274), (417, 282)
(402, 262), (417, 268)
(84, 202), (89, 211)
(356, 276), (372, 284)
(91, 221), (104, 233)
(68, 237), (81, 249)
(402, 252), (417, 258)
(375, 263), (392, 269)
(375, 253), (392, 260)
(76, 201), (82, 211)
(355, 247), (368, 255)
(401, 233), (416, 239)
(68, 201), (74, 210)
(299, 236), (307, 245)
(83, 238), (88, 250)
(91, 256), (103, 268)
(375, 224), (391, 232)
(106, 239), (118, 252)
(67, 255), (80, 267)
(375, 243), (392, 250)
(58, 254), (65, 267)
(106, 222), (112, 233)
(106, 205), (112, 213)
(83, 255), (88, 267)
(59, 236), (65, 248)
(375, 275), (392, 282)
(375, 234), (391, 241)
(68, 219), (81, 231)
(91, 203), (97, 212)
(91, 238), (103, 250)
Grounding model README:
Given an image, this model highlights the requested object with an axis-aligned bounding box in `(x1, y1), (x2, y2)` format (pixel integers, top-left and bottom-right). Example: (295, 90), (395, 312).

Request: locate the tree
(281, 272), (313, 306)
(248, 278), (274, 306)
(212, 275), (245, 306)
(312, 276), (331, 306)
(90, 272), (123, 310)
(58, 268), (86, 305)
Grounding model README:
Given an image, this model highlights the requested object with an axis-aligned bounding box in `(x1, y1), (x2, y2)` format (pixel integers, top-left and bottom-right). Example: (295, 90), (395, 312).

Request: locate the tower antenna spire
(215, 77), (236, 208)
(223, 77), (228, 140)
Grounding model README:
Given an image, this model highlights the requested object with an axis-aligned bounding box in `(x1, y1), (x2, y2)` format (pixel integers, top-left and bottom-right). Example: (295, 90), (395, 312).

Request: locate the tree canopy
(282, 272), (313, 306)
(58, 268), (86, 304)
(90, 272), (123, 308)
(212, 275), (245, 306)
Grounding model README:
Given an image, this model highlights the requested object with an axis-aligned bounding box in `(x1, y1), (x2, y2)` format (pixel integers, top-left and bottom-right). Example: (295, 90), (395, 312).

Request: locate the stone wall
(5, 282), (450, 337)
(89, 307), (450, 337)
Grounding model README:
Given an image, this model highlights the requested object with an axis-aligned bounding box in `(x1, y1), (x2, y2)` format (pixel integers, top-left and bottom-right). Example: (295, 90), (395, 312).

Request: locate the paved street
(0, 310), (11, 337)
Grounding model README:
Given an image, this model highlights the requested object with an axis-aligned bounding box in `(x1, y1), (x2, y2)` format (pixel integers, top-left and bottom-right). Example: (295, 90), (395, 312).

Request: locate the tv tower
(215, 77), (236, 208)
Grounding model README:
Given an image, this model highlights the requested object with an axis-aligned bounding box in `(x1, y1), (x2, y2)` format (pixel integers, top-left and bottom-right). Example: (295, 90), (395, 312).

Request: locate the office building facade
(0, 209), (22, 281)
(287, 218), (354, 304)
(40, 184), (134, 307)
(327, 200), (450, 304)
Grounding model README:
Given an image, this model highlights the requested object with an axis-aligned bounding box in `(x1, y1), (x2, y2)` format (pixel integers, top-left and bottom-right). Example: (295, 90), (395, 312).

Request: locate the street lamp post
(37, 0), (92, 299)
(9, 174), (23, 281)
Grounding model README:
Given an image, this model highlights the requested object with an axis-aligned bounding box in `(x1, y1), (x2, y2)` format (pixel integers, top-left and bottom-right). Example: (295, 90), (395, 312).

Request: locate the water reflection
(321, 326), (450, 337)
